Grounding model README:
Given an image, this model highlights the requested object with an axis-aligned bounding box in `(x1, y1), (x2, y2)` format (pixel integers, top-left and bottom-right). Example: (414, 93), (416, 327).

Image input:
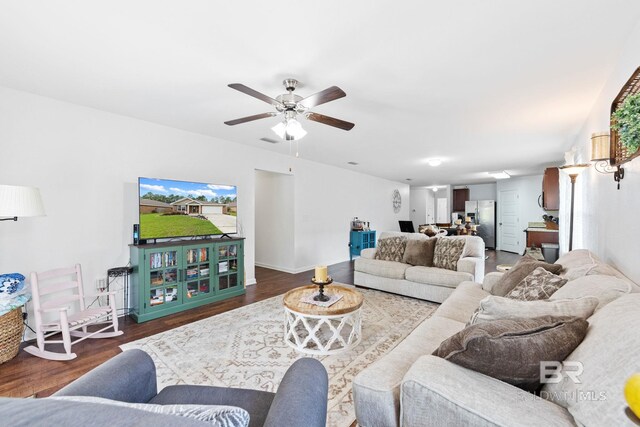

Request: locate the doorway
(254, 170), (295, 272)
(499, 189), (520, 253)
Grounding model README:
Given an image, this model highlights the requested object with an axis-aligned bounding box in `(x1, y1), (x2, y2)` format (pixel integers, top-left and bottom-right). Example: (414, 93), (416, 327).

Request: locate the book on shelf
(219, 261), (228, 273)
(150, 253), (162, 269)
(186, 268), (199, 279)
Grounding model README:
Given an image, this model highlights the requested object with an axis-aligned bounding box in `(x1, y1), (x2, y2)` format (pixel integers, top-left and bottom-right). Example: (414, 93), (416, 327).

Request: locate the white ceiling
(1, 1), (639, 186)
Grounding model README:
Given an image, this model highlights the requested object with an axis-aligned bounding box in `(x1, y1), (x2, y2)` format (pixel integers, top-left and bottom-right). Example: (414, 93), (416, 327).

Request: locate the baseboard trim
(246, 278), (257, 286)
(254, 262), (298, 274)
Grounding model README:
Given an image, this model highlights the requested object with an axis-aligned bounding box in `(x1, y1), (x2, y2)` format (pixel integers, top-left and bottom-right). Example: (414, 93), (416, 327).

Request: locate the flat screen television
(138, 177), (237, 240)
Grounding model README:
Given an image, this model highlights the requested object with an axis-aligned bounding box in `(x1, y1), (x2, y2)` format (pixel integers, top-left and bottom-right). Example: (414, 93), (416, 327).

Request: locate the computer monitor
(398, 220), (415, 233)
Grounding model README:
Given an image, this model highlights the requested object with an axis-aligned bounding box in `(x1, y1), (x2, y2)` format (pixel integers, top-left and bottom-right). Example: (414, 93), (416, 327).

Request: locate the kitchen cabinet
(452, 188), (469, 212)
(525, 229), (559, 248)
(542, 167), (559, 211)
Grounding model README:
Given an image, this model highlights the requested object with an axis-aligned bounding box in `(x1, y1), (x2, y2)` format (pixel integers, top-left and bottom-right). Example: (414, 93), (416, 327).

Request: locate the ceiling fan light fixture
(271, 121), (287, 139)
(285, 118), (307, 140)
(272, 118), (307, 141)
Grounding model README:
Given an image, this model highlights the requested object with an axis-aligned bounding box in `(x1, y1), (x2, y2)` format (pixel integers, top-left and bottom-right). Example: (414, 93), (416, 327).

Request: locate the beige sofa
(354, 232), (485, 303)
(353, 249), (640, 427)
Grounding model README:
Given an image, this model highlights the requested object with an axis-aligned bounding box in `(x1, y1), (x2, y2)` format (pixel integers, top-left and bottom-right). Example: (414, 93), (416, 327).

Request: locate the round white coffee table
(283, 284), (363, 355)
(496, 264), (513, 273)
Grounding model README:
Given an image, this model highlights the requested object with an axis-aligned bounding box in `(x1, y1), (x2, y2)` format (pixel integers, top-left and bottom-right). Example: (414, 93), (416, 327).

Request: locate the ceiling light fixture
(432, 187), (438, 192)
(427, 158), (442, 167)
(488, 171), (511, 180)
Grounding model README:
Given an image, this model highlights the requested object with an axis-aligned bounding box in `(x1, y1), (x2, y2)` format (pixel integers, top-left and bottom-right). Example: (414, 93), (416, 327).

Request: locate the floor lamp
(558, 164), (589, 251)
(0, 184), (46, 221)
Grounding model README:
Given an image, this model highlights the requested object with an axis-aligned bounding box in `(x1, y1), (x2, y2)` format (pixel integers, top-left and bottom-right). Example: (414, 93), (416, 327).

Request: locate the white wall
(466, 183), (497, 201)
(292, 162), (410, 271)
(254, 170), (295, 272)
(496, 175), (546, 253)
(0, 86), (409, 323)
(561, 21), (640, 284)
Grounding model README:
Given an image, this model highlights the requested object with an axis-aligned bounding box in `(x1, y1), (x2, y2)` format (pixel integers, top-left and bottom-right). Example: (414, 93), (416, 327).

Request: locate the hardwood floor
(0, 250), (519, 398)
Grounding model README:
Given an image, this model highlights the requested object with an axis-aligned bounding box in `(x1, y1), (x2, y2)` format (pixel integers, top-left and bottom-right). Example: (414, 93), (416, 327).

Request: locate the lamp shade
(0, 185), (46, 218)
(591, 132), (611, 161)
(559, 163), (590, 177)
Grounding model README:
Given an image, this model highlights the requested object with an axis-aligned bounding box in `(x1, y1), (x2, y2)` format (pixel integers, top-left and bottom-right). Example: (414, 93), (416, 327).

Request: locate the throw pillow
(374, 236), (407, 262)
(433, 316), (588, 392)
(51, 396), (250, 427)
(468, 295), (598, 325)
(492, 255), (563, 297)
(402, 238), (436, 267)
(506, 267), (567, 301)
(550, 274), (632, 310)
(432, 238), (466, 271)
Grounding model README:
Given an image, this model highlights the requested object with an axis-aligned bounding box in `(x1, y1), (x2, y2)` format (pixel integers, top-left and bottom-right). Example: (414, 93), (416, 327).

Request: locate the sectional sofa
(353, 249), (640, 427)
(354, 232), (485, 303)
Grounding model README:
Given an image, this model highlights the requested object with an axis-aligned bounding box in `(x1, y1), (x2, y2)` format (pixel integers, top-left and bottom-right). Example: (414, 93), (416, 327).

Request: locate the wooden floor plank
(0, 250), (519, 398)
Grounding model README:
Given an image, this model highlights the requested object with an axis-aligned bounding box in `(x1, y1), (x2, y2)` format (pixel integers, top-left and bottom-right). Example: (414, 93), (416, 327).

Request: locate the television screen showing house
(138, 177), (237, 239)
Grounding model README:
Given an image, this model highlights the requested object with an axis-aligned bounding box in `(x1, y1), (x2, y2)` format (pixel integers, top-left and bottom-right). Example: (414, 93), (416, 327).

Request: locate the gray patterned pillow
(433, 238), (466, 271)
(506, 267), (568, 301)
(374, 236), (407, 262)
(52, 396), (250, 427)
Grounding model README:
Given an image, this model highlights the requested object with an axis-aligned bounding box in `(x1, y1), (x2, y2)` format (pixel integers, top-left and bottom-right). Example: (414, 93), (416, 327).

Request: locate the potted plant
(612, 92), (640, 155)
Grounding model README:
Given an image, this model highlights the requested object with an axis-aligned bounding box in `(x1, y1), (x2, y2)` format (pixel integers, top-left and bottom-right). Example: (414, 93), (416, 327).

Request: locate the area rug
(121, 288), (438, 427)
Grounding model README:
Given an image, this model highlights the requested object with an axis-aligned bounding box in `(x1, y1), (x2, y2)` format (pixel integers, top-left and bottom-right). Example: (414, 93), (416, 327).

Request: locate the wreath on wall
(612, 92), (640, 155)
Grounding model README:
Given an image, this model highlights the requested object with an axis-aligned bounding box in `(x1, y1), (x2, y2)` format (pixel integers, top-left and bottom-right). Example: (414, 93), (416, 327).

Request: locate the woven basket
(0, 306), (24, 364)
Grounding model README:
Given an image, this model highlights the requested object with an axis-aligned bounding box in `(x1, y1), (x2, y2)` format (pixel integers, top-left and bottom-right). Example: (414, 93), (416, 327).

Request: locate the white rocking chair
(24, 264), (123, 361)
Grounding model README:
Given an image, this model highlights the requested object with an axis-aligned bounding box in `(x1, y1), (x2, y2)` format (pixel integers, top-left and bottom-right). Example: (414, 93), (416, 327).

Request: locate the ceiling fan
(224, 79), (355, 140)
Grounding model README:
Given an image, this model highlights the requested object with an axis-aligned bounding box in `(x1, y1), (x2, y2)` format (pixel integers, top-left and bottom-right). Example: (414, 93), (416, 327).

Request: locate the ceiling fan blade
(228, 83), (284, 108)
(298, 86), (346, 109)
(224, 112), (277, 126)
(305, 112), (355, 131)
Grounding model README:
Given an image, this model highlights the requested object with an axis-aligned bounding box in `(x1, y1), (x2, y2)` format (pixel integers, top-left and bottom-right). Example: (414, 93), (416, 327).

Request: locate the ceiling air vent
(347, 161), (359, 165)
(259, 137), (280, 144)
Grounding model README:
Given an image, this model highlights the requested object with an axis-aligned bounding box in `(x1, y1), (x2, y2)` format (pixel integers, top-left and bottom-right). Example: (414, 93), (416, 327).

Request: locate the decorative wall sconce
(591, 132), (625, 189)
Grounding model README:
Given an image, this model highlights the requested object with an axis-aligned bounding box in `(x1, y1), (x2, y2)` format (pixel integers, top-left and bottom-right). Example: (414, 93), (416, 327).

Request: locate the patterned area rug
(121, 288), (438, 427)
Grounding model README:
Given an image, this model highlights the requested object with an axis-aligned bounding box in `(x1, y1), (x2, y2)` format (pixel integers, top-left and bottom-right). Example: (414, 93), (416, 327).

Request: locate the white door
(436, 198), (449, 223)
(426, 191), (435, 224)
(499, 190), (520, 253)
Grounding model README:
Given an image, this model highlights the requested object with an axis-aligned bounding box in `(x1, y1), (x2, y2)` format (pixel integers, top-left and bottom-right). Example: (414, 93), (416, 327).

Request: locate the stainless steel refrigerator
(465, 200), (496, 249)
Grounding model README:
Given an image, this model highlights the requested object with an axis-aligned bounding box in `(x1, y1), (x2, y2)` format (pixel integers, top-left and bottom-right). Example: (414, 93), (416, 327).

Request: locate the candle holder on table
(311, 276), (333, 302)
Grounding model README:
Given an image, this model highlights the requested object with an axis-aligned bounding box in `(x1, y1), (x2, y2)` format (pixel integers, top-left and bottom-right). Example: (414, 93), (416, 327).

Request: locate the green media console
(130, 238), (245, 322)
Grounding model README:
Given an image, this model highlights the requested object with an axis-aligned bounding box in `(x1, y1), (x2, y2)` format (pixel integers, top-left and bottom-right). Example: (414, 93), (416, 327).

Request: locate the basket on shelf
(0, 306), (24, 364)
